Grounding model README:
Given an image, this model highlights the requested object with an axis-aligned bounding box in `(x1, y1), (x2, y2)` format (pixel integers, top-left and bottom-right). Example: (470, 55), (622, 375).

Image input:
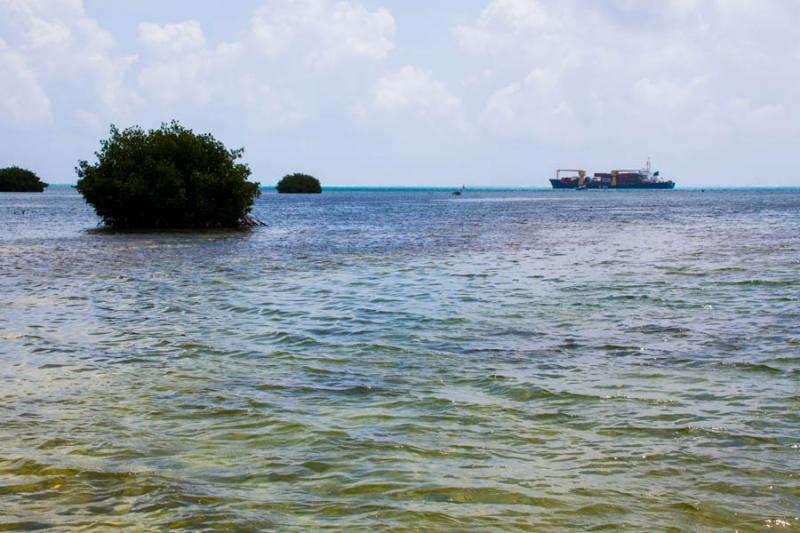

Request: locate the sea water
(1, 187), (798, 531)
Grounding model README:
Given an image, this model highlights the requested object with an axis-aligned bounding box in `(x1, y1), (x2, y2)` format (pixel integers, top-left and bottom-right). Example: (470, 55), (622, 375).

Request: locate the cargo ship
(550, 160), (675, 189)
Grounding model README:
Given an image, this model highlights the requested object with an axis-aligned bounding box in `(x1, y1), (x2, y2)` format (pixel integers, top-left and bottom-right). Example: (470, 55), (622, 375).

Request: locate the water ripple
(1, 188), (799, 531)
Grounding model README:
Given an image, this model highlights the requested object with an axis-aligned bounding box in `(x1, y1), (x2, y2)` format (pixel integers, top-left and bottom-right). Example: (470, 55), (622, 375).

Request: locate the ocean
(1, 187), (798, 531)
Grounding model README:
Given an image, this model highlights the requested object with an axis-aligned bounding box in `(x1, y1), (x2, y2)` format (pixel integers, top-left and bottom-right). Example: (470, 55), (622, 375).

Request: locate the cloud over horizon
(1, 0), (798, 186)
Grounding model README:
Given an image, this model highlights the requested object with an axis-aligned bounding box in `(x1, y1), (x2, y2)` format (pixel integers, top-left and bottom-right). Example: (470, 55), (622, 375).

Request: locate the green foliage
(276, 173), (322, 194)
(0, 166), (48, 192)
(76, 121), (260, 228)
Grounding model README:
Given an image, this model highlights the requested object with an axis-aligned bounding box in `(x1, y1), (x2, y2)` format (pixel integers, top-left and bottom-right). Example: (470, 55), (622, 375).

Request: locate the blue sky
(1, 0), (799, 186)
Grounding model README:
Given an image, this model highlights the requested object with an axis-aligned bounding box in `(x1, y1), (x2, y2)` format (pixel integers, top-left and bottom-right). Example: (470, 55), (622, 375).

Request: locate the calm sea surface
(1, 187), (798, 531)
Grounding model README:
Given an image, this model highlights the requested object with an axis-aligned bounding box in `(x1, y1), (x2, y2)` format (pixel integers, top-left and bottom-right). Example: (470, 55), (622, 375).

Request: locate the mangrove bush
(76, 121), (260, 228)
(0, 166), (48, 192)
(276, 173), (321, 194)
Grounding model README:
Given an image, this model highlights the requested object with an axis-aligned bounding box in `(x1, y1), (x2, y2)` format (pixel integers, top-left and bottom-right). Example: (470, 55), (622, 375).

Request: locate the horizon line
(43, 183), (800, 191)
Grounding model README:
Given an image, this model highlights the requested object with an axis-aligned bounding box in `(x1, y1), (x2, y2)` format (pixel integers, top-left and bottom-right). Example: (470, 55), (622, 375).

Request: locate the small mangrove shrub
(276, 173), (322, 194)
(0, 166), (48, 192)
(76, 121), (260, 229)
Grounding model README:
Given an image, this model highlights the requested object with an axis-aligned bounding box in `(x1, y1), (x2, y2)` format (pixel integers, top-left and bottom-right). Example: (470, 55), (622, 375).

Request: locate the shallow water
(1, 187), (799, 531)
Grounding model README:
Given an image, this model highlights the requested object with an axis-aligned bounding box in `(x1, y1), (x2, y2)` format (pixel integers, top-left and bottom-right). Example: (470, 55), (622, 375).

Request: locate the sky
(1, 0), (799, 187)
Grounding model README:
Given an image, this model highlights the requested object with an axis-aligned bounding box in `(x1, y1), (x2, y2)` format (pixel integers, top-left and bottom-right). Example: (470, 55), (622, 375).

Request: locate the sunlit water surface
(1, 188), (799, 531)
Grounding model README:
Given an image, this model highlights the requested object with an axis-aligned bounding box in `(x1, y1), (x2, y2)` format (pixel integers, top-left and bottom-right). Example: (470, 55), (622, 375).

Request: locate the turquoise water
(1, 188), (799, 531)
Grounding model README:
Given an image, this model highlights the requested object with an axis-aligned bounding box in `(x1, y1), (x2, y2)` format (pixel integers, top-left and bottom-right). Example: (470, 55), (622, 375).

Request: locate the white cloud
(251, 0), (395, 66)
(454, 0), (562, 54)
(21, 16), (73, 49)
(2, 0), (391, 141)
(483, 67), (575, 138)
(370, 66), (460, 118)
(459, 0), (797, 146)
(135, 21), (241, 106)
(138, 20), (205, 55)
(632, 76), (708, 111)
(0, 0), (132, 117)
(0, 38), (51, 125)
(133, 20), (306, 127)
